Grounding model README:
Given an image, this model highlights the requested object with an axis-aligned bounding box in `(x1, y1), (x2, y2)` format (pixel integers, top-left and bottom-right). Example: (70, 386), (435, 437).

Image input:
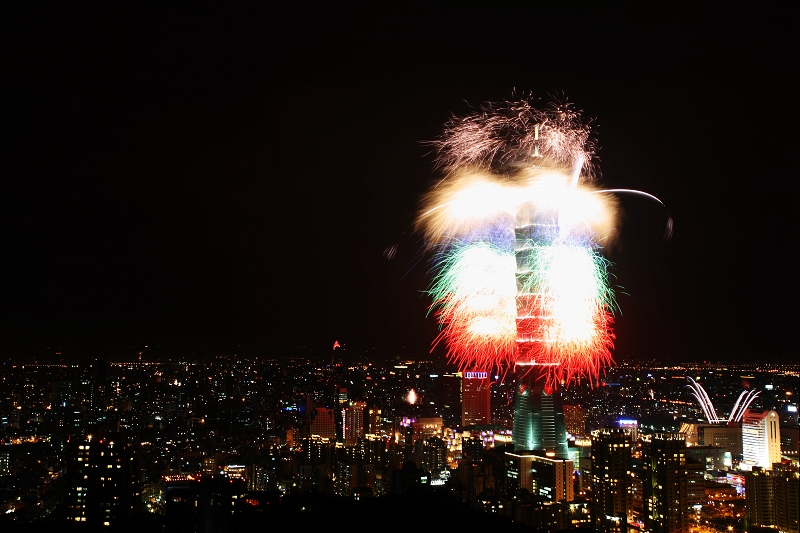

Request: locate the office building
(563, 404), (587, 437)
(309, 407), (337, 440)
(506, 450), (574, 502)
(741, 409), (781, 470)
(462, 371), (492, 427)
(512, 368), (568, 458)
(642, 433), (689, 533)
(590, 428), (632, 533)
(343, 401), (366, 446)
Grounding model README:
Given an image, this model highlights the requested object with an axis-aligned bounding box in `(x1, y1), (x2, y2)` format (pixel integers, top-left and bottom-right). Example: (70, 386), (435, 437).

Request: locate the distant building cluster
(0, 350), (798, 531)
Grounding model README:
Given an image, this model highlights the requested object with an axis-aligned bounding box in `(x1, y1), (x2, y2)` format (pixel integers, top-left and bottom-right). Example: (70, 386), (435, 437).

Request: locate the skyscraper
(591, 428), (633, 533)
(642, 433), (689, 533)
(744, 463), (800, 532)
(744, 467), (774, 528)
(512, 369), (568, 458)
(511, 207), (569, 458)
(773, 463), (800, 533)
(563, 404), (587, 437)
(506, 450), (574, 502)
(462, 370), (491, 427)
(64, 434), (139, 527)
(343, 401), (366, 446)
(742, 409), (781, 470)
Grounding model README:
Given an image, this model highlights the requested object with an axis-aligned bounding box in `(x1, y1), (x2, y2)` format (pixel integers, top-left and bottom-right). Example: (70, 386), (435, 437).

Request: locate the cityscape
(5, 3), (795, 533)
(0, 345), (797, 531)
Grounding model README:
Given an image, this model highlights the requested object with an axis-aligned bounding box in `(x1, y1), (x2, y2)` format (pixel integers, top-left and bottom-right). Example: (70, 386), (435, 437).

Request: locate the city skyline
(3, 5), (793, 364)
(0, 349), (797, 530)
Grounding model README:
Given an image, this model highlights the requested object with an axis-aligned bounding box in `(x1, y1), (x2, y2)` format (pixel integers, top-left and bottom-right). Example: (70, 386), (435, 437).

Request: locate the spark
(406, 389), (418, 405)
(417, 96), (652, 388)
(431, 99), (596, 178)
(428, 241), (518, 369)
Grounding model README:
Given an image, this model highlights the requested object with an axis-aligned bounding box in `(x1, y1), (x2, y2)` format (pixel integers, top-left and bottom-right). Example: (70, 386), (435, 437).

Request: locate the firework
(418, 98), (622, 387)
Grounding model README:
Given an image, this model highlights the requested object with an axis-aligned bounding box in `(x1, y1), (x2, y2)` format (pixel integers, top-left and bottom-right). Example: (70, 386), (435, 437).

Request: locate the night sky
(3, 5), (793, 362)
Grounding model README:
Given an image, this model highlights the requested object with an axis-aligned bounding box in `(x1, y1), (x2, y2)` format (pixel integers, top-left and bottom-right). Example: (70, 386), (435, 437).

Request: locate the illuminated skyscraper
(343, 401), (366, 446)
(512, 371), (568, 458)
(741, 409), (781, 470)
(642, 433), (689, 533)
(590, 428), (633, 533)
(462, 371), (491, 426)
(563, 404), (587, 437)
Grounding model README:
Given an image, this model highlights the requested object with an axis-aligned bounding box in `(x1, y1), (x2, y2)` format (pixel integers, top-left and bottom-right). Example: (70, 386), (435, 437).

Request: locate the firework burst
(418, 96), (625, 388)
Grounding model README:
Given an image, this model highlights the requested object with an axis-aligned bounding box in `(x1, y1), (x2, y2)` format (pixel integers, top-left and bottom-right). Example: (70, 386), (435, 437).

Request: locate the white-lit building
(741, 409), (781, 470)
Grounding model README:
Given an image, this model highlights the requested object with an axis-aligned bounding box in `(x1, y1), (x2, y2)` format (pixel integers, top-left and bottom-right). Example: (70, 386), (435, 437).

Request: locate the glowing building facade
(563, 404), (587, 437)
(462, 371), (491, 426)
(741, 409), (781, 470)
(512, 372), (568, 458)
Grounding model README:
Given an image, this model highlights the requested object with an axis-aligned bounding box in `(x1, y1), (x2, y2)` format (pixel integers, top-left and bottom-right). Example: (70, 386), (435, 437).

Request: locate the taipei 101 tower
(416, 99), (628, 460)
(511, 191), (568, 457)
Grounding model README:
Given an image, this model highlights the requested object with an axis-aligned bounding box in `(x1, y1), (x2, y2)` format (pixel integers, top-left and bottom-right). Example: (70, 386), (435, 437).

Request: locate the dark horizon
(3, 5), (793, 364)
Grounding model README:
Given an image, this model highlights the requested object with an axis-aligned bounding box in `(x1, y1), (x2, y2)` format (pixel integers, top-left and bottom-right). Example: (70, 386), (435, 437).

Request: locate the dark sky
(2, 4), (793, 362)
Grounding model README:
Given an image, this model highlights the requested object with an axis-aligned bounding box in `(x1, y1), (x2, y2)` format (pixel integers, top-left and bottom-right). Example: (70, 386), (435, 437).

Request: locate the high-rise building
(343, 401), (366, 446)
(462, 371), (492, 427)
(773, 463), (800, 533)
(563, 404), (587, 437)
(417, 436), (447, 473)
(462, 436), (484, 462)
(439, 373), (463, 427)
(512, 368), (568, 458)
(309, 407), (337, 440)
(741, 409), (781, 470)
(64, 434), (139, 528)
(506, 450), (574, 502)
(745, 466), (774, 528)
(336, 387), (348, 408)
(590, 428), (633, 533)
(745, 463), (800, 532)
(367, 407), (382, 435)
(512, 203), (569, 459)
(248, 464), (275, 491)
(641, 433), (689, 533)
